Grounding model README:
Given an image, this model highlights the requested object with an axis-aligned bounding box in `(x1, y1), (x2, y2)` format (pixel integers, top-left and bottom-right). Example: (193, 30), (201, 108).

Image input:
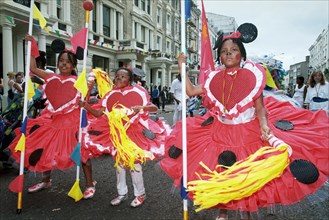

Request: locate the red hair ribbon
(222, 31), (241, 41)
(64, 48), (75, 54)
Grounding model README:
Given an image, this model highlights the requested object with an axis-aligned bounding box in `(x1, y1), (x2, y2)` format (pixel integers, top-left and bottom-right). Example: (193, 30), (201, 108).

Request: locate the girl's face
(58, 53), (75, 76)
(114, 70), (131, 88)
(220, 40), (242, 69)
(313, 72), (322, 83)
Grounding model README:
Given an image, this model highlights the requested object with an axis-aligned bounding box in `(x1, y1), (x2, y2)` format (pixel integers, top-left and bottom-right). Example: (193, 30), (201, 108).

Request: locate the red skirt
(9, 109), (80, 172)
(81, 114), (170, 162)
(160, 96), (329, 212)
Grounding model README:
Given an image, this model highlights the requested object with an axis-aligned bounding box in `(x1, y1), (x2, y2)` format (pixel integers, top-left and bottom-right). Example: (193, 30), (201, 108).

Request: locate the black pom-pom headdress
(213, 23), (258, 63)
(50, 39), (84, 60)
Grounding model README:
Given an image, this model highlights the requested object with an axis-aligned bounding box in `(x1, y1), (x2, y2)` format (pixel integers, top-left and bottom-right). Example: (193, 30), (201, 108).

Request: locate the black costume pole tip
(16, 209), (22, 214)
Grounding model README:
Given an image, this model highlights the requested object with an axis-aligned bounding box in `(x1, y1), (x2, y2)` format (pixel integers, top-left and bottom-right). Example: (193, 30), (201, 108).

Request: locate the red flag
(8, 174), (24, 193)
(199, 0), (215, 85)
(70, 27), (87, 53)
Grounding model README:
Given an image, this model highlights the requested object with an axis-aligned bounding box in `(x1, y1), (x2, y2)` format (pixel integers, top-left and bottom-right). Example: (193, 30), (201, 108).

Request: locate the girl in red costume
(160, 26), (328, 219)
(80, 67), (169, 207)
(8, 35), (94, 196)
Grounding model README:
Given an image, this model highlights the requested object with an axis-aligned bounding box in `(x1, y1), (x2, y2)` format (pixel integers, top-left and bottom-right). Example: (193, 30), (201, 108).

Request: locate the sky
(200, 0), (329, 70)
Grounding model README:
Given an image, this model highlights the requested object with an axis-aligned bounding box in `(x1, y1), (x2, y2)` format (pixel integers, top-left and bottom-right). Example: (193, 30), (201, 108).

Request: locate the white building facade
(0, 0), (201, 108)
(309, 26), (329, 73)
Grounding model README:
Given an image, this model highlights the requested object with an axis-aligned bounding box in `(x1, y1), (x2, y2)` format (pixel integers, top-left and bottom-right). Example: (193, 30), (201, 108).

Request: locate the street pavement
(1, 106), (328, 220)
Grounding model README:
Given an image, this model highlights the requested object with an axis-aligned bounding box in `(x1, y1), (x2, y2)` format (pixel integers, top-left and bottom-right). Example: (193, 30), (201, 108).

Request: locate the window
(141, 26), (145, 42)
(13, 0), (31, 7)
(157, 7), (161, 24)
(134, 0), (139, 7)
(103, 6), (111, 37)
(93, 55), (109, 73)
(167, 14), (171, 31)
(57, 0), (66, 33)
(166, 41), (171, 53)
(175, 20), (179, 35)
(134, 22), (138, 39)
(148, 30), (152, 49)
(141, 0), (145, 11)
(175, 0), (180, 10)
(92, 0), (97, 32)
(156, 36), (161, 50)
(57, 0), (63, 20)
(35, 2), (40, 10)
(175, 45), (179, 57)
(58, 23), (66, 31)
(116, 11), (120, 39)
(147, 0), (150, 14)
(46, 45), (57, 73)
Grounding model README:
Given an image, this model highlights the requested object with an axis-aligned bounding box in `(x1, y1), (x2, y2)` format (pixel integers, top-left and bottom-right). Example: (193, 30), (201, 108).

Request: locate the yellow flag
(68, 179), (83, 202)
(14, 134), (26, 152)
(74, 69), (88, 98)
(264, 65), (277, 89)
(33, 4), (47, 29)
(27, 76), (35, 100)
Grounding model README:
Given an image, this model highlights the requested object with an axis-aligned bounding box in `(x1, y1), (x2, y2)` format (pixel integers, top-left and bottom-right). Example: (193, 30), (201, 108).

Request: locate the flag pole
(180, 1), (188, 219)
(15, 0), (35, 213)
(76, 0), (93, 189)
(68, 0), (93, 202)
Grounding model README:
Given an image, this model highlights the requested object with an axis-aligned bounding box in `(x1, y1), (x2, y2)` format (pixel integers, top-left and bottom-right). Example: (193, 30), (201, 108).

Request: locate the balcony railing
(119, 39), (146, 50)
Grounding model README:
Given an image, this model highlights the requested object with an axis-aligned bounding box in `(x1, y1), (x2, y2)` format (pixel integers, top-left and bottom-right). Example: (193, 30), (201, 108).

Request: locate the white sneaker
(28, 180), (52, 193)
(83, 181), (97, 199)
(130, 194), (146, 208)
(110, 194), (127, 206)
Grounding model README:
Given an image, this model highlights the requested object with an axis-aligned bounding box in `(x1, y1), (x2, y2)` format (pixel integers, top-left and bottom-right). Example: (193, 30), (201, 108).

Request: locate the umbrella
(132, 68), (146, 77)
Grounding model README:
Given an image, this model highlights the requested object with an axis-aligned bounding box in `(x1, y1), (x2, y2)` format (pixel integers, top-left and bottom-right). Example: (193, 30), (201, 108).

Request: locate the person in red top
(8, 35), (93, 194)
(80, 67), (170, 207)
(160, 26), (328, 220)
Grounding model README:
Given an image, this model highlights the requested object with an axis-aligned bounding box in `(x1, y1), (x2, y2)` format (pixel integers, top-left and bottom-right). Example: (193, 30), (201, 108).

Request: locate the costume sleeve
(101, 92), (109, 108)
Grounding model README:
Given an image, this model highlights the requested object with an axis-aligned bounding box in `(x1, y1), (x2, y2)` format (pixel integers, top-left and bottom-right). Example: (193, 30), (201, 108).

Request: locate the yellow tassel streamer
(92, 69), (113, 98)
(105, 104), (153, 170)
(187, 145), (289, 212)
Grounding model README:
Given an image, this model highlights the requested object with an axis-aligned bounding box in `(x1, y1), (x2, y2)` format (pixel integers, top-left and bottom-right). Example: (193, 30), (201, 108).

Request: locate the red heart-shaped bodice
(45, 76), (78, 110)
(209, 69), (256, 110)
(106, 89), (144, 111)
